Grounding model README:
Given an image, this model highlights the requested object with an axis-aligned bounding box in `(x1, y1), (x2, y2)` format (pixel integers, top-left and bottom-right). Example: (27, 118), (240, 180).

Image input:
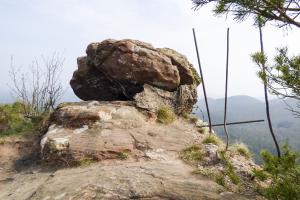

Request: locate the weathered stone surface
(70, 39), (201, 113)
(40, 101), (201, 164)
(134, 84), (198, 114)
(0, 102), (264, 200)
(0, 161), (258, 200)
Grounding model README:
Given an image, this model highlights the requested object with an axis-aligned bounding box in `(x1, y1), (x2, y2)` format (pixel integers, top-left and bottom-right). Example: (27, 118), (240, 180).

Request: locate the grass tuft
(77, 158), (94, 167)
(157, 106), (176, 124)
(231, 143), (252, 159)
(118, 152), (129, 160)
(189, 115), (198, 123)
(215, 174), (226, 187)
(202, 134), (221, 145)
(181, 145), (204, 163)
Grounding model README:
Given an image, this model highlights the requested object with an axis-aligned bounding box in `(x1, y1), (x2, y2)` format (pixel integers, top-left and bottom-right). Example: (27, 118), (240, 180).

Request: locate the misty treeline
(9, 53), (64, 119)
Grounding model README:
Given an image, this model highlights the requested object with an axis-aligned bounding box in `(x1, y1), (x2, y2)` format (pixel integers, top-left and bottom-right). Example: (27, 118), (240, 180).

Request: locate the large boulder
(70, 39), (201, 114)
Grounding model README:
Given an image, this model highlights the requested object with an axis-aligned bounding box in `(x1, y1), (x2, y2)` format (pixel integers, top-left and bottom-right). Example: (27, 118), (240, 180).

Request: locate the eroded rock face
(40, 101), (201, 164)
(70, 39), (201, 113)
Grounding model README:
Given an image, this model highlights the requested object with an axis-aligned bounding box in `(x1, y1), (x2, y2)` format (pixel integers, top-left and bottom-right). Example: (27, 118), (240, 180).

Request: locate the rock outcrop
(40, 101), (201, 165)
(70, 39), (201, 114)
(0, 102), (264, 200)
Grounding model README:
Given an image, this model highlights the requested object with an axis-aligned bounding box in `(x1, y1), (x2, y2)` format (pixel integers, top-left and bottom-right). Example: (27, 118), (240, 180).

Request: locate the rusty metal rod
(224, 28), (230, 151)
(258, 20), (281, 157)
(192, 28), (212, 134)
(198, 119), (265, 128)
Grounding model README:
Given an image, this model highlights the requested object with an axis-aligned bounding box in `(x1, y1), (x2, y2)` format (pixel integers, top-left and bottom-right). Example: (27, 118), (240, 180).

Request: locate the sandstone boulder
(70, 39), (201, 114)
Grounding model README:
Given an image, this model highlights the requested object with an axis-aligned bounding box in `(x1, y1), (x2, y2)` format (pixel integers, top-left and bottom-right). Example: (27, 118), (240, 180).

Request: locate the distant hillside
(194, 96), (300, 163)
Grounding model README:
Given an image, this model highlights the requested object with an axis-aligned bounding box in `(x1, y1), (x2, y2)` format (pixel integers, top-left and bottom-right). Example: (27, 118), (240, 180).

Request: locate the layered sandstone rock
(70, 39), (201, 114)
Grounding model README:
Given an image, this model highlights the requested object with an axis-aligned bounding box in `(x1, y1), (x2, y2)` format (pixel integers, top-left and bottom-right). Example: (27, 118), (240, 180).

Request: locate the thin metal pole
(258, 20), (281, 157)
(224, 28), (230, 151)
(192, 28), (212, 134)
(198, 119), (265, 128)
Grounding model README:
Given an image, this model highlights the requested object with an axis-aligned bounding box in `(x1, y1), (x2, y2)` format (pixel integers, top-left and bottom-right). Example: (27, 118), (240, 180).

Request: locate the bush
(259, 145), (300, 200)
(157, 106), (176, 124)
(0, 102), (43, 137)
(252, 168), (269, 181)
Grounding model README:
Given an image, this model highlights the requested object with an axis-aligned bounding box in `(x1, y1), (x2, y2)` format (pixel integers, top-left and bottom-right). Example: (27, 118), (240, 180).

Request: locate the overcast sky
(0, 0), (299, 103)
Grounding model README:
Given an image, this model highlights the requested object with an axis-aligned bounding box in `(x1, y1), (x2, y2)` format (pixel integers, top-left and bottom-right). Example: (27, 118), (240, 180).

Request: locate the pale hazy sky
(0, 0), (299, 102)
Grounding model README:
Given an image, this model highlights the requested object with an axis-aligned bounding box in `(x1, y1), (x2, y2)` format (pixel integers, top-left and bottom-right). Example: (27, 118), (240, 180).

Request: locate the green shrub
(157, 106), (176, 124)
(252, 168), (269, 181)
(203, 134), (221, 145)
(259, 145), (300, 200)
(0, 102), (43, 138)
(181, 145), (204, 163)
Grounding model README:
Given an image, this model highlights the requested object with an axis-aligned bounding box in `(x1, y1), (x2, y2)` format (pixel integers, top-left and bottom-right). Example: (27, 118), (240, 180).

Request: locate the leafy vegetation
(252, 168), (269, 181)
(252, 48), (300, 116)
(257, 145), (300, 200)
(157, 106), (176, 124)
(192, 0), (300, 28)
(0, 102), (43, 138)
